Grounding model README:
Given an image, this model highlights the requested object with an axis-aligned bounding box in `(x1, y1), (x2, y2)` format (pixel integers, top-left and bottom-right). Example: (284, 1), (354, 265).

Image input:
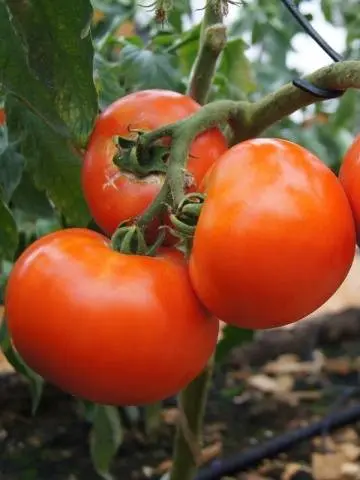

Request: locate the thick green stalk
(231, 60), (360, 143)
(169, 357), (215, 480)
(186, 1), (226, 104)
(135, 60), (360, 228)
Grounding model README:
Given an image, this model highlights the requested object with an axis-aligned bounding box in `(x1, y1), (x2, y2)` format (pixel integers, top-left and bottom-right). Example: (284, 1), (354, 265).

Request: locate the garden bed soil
(2, 308), (360, 480)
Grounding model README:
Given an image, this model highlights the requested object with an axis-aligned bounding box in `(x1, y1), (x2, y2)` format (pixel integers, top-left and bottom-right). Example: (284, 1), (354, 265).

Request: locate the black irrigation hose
(195, 403), (360, 480)
(280, 0), (342, 62)
(279, 0), (344, 99)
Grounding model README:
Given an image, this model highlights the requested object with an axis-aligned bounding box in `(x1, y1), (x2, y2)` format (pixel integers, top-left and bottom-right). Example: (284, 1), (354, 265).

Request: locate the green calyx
(169, 193), (205, 239)
(113, 134), (169, 177)
(110, 221), (166, 256)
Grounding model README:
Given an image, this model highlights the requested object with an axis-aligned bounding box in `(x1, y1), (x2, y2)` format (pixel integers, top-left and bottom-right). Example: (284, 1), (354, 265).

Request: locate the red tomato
(82, 90), (228, 243)
(189, 138), (356, 330)
(5, 229), (218, 405)
(0, 109), (5, 126)
(339, 134), (360, 244)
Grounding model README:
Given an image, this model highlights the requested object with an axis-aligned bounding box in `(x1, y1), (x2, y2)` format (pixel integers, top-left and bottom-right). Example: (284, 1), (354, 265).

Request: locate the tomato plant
(5, 228), (219, 406)
(339, 134), (360, 244)
(189, 138), (356, 330)
(82, 90), (228, 242)
(2, 0), (360, 478)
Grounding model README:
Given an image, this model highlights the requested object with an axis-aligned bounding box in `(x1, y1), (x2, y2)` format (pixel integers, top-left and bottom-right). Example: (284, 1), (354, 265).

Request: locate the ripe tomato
(5, 229), (218, 405)
(0, 108), (5, 126)
(82, 90), (228, 243)
(339, 134), (360, 244)
(189, 138), (356, 330)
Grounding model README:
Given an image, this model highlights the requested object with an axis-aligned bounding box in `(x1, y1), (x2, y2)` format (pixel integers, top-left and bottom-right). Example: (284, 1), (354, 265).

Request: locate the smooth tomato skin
(5, 229), (219, 405)
(189, 138), (356, 330)
(0, 109), (5, 125)
(82, 90), (228, 242)
(339, 134), (360, 244)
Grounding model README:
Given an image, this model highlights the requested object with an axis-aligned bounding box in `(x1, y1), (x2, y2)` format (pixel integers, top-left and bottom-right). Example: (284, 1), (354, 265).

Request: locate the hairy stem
(138, 100), (241, 214)
(136, 178), (170, 227)
(187, 1), (226, 104)
(231, 60), (360, 142)
(136, 60), (360, 228)
(169, 357), (215, 480)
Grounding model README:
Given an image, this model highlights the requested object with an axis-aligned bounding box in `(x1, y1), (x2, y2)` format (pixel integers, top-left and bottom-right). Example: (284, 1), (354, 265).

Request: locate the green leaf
(90, 405), (124, 480)
(0, 1), (71, 138)
(5, 0), (98, 145)
(77, 398), (98, 423)
(118, 43), (183, 91)
(215, 326), (254, 363)
(0, 197), (18, 261)
(219, 38), (257, 97)
(332, 90), (357, 130)
(11, 171), (54, 219)
(6, 96), (90, 226)
(321, 0), (333, 22)
(94, 54), (126, 110)
(0, 316), (44, 414)
(0, 139), (24, 203)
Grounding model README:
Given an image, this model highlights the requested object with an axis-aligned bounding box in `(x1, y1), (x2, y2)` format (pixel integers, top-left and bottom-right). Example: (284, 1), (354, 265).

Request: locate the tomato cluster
(5, 91), (359, 406)
(82, 89), (228, 243)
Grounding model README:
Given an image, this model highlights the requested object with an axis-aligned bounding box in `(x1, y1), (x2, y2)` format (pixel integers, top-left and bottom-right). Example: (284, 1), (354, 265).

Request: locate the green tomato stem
(169, 356), (215, 480)
(136, 178), (170, 228)
(186, 0), (226, 105)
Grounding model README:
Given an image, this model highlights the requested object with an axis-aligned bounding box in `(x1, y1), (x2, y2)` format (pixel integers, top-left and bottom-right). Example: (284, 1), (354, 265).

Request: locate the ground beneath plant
(2, 306), (360, 480)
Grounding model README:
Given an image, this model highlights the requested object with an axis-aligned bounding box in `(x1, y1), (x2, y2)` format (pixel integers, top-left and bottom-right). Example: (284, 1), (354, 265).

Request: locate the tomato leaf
(0, 316), (44, 414)
(215, 325), (254, 363)
(4, 0), (98, 146)
(218, 38), (257, 98)
(0, 133), (24, 203)
(11, 172), (54, 219)
(90, 405), (124, 480)
(94, 54), (126, 111)
(0, 2), (93, 226)
(118, 44), (183, 91)
(0, 197), (18, 262)
(0, 1), (71, 138)
(6, 96), (90, 226)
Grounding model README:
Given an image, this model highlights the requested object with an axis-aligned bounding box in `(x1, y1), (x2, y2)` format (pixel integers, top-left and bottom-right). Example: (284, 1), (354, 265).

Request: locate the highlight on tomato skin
(339, 134), (360, 245)
(81, 89), (228, 244)
(4, 228), (219, 406)
(189, 137), (356, 331)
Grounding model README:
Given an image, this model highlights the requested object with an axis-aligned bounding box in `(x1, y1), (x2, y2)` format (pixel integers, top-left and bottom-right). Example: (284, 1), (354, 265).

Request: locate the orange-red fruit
(5, 229), (219, 405)
(339, 134), (360, 245)
(189, 138), (356, 330)
(0, 109), (5, 125)
(82, 90), (228, 242)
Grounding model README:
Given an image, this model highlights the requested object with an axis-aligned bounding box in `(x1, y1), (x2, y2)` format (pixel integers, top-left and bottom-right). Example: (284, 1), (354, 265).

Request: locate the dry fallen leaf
(274, 374), (295, 393)
(338, 443), (360, 462)
(324, 357), (353, 375)
(341, 462), (360, 479)
(247, 374), (279, 393)
(153, 442), (222, 475)
(161, 408), (180, 425)
(282, 462), (313, 480)
(313, 435), (337, 452)
(312, 451), (347, 480)
(264, 351), (325, 376)
(335, 428), (359, 444)
(275, 390), (322, 407)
